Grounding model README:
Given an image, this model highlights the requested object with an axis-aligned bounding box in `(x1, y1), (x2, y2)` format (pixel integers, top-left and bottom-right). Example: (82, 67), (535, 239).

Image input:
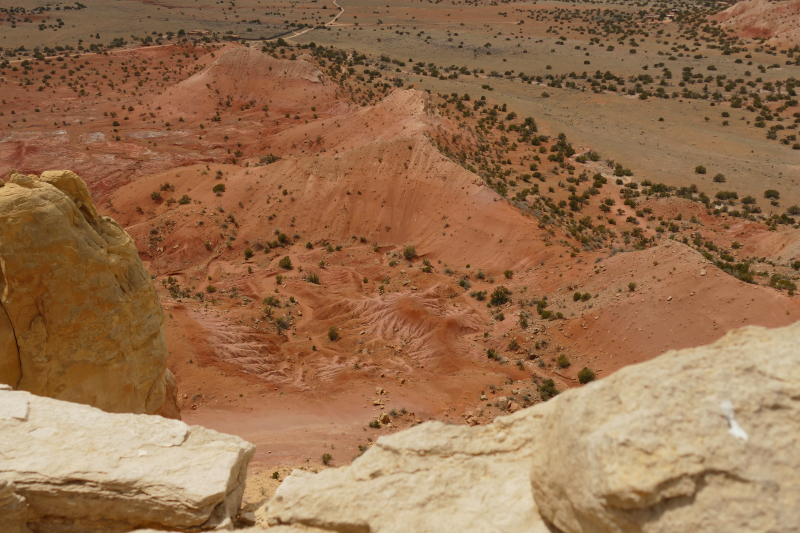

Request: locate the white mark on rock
(721, 400), (748, 441)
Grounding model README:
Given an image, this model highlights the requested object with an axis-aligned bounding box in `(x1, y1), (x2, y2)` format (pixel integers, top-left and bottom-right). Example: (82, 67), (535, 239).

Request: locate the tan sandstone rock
(0, 385), (254, 532)
(0, 170), (177, 417)
(529, 322), (800, 533)
(262, 323), (800, 533)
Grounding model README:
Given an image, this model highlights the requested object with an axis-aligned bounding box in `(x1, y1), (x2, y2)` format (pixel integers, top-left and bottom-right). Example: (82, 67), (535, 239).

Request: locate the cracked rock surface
(0, 385), (254, 532)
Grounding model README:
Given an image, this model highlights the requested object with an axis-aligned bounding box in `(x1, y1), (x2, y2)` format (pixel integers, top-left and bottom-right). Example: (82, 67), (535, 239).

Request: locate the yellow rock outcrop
(0, 170), (177, 417)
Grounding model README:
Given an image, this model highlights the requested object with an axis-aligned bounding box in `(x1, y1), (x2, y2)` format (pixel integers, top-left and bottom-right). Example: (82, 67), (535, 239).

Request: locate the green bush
(557, 354), (570, 368)
(764, 189), (780, 200)
(178, 194), (191, 205)
(212, 183), (226, 194)
(271, 472), (279, 480)
(503, 269), (513, 279)
(694, 165), (707, 174)
(322, 453), (333, 466)
(628, 282), (637, 292)
(578, 367), (596, 384)
(712, 173), (726, 183)
(244, 248), (253, 260)
(328, 326), (340, 341)
(490, 286), (511, 306)
(279, 256), (293, 269)
(206, 285), (216, 293)
(307, 272), (320, 284)
(403, 245), (417, 260)
(539, 379), (559, 400)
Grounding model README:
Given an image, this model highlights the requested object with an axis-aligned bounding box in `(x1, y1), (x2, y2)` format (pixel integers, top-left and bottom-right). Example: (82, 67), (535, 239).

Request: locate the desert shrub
(212, 183), (226, 195)
(150, 191), (163, 202)
(307, 272), (320, 284)
(403, 245), (417, 260)
(470, 290), (487, 301)
(271, 472), (279, 480)
(244, 248), (253, 260)
(322, 453), (333, 466)
(628, 282), (637, 292)
(712, 173), (726, 183)
(263, 296), (281, 307)
(695, 165), (707, 174)
(508, 338), (519, 350)
(490, 286), (511, 306)
(206, 285), (217, 293)
(573, 292), (581, 301)
(787, 205), (800, 216)
(486, 348), (499, 360)
(275, 316), (290, 331)
(519, 315), (528, 329)
(764, 189), (780, 200)
(503, 269), (514, 279)
(328, 326), (340, 341)
(539, 379), (559, 400)
(369, 419), (381, 429)
(557, 354), (570, 368)
(279, 256), (293, 269)
(578, 367), (596, 384)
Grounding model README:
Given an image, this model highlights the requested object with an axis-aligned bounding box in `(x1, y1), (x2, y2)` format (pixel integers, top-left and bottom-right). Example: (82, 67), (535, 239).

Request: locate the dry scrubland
(2, 0), (800, 503)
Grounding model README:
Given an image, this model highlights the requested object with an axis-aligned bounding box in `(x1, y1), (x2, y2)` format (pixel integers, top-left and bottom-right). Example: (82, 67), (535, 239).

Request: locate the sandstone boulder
(0, 170), (176, 416)
(0, 385), (254, 532)
(262, 323), (800, 533)
(529, 322), (800, 533)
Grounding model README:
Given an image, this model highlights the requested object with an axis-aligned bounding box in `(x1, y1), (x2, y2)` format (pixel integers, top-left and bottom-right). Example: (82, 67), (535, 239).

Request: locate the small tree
(578, 367), (596, 384)
(490, 286), (511, 306)
(694, 165), (707, 175)
(712, 173), (726, 183)
(328, 326), (339, 341)
(764, 189), (780, 200)
(213, 183), (225, 195)
(539, 379), (558, 400)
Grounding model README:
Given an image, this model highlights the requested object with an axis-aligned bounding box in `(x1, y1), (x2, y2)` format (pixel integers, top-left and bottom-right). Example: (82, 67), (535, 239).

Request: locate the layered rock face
(0, 171), (176, 416)
(0, 385), (254, 532)
(263, 322), (800, 533)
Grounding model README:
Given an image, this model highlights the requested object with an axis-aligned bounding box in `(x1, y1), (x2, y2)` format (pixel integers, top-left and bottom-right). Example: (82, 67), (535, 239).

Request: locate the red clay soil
(4, 43), (800, 489)
(711, 0), (800, 47)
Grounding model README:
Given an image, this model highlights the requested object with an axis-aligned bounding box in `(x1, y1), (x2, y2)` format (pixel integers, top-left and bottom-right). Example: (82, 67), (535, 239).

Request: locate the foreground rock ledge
(263, 323), (800, 533)
(0, 385), (254, 533)
(0, 170), (177, 417)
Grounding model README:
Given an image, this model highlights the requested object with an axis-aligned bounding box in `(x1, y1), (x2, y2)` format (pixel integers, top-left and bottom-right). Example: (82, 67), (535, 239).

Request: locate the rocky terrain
(2, 321), (797, 532)
(1, 1), (799, 529)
